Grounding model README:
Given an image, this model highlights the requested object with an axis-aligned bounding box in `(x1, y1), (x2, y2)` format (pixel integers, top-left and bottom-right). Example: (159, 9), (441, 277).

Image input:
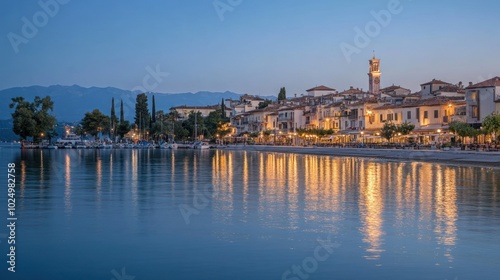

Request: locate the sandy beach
(225, 145), (500, 167)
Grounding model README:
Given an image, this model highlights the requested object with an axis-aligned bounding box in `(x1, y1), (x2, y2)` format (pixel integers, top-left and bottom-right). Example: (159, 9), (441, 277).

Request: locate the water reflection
(64, 153), (72, 213)
(359, 163), (385, 261)
(11, 149), (500, 272)
(434, 168), (458, 264)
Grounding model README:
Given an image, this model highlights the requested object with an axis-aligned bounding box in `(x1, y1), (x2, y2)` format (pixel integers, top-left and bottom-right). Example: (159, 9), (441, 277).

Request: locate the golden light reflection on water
(209, 151), (469, 263)
(96, 153), (102, 207)
(212, 150), (234, 222)
(359, 162), (385, 261)
(435, 167), (458, 263)
(64, 153), (72, 213)
(131, 150), (138, 207)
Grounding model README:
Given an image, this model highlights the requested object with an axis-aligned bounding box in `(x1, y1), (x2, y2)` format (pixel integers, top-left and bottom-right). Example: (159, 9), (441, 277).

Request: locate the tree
(9, 96), (56, 141)
(205, 109), (224, 138)
(45, 129), (58, 143)
(120, 99), (125, 123)
(217, 122), (232, 140)
(221, 98), (227, 120)
(482, 113), (500, 141)
(150, 110), (168, 141)
(380, 122), (397, 142)
(110, 97), (118, 137)
(396, 121), (415, 135)
(278, 87), (287, 101)
(117, 121), (131, 139)
(116, 99), (130, 140)
(185, 111), (205, 140)
(449, 121), (478, 142)
(151, 95), (156, 124)
(258, 99), (272, 109)
(134, 93), (150, 136)
(81, 109), (110, 137)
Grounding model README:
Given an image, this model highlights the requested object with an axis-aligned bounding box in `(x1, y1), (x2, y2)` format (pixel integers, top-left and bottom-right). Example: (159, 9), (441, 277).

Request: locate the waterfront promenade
(226, 145), (500, 167)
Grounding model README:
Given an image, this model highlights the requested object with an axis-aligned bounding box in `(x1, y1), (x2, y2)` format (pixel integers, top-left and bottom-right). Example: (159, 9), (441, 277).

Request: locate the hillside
(0, 85), (275, 122)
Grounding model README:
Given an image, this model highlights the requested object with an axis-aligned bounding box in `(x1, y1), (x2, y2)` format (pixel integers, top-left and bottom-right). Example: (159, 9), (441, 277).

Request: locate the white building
(420, 79), (451, 97)
(306, 85), (337, 97)
(466, 77), (500, 126)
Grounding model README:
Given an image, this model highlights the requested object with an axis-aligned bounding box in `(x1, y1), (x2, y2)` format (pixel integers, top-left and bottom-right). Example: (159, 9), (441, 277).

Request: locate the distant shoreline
(224, 145), (500, 168)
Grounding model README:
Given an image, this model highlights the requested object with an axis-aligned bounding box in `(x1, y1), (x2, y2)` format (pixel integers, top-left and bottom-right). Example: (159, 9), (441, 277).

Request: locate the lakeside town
(9, 55), (500, 151)
(166, 55), (500, 150)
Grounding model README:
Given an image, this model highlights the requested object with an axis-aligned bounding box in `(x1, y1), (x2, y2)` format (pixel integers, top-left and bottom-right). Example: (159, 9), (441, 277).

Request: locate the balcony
(442, 116), (449, 124)
(278, 116), (293, 121)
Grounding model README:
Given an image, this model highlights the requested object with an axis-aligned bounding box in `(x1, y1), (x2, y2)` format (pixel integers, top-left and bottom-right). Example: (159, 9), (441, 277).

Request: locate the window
(471, 105), (479, 118)
(434, 110), (439, 118)
(423, 111), (428, 119)
(471, 91), (478, 102)
(387, 114), (393, 121)
(285, 112), (287, 117)
(395, 113), (398, 121)
(407, 111), (411, 119)
(416, 108), (420, 120)
(380, 114), (383, 122)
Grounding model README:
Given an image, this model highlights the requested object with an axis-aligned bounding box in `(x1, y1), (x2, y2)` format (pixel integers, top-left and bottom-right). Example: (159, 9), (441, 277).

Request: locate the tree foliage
(120, 99), (125, 123)
(278, 87), (287, 101)
(257, 99), (272, 109)
(396, 121), (415, 135)
(380, 122), (397, 141)
(482, 113), (500, 140)
(296, 128), (334, 137)
(9, 96), (56, 141)
(151, 95), (156, 124)
(449, 121), (478, 138)
(134, 93), (150, 132)
(221, 98), (228, 120)
(110, 97), (118, 136)
(81, 109), (110, 137)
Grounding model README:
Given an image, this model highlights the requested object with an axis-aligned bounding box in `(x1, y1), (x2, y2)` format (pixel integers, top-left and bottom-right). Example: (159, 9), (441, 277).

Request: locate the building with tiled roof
(171, 104), (231, 120)
(420, 79), (452, 96)
(466, 76), (500, 126)
(306, 85), (337, 97)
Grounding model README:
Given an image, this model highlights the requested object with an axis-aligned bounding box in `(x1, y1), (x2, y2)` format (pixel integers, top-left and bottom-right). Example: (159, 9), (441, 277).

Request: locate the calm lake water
(0, 146), (499, 279)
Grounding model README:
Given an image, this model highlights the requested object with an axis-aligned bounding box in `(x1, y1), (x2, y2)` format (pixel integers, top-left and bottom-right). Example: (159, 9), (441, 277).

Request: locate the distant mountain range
(0, 85), (276, 122)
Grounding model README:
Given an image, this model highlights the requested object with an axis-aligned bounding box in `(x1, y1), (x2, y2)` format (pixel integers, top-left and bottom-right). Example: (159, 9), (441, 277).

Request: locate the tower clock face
(374, 77), (380, 84)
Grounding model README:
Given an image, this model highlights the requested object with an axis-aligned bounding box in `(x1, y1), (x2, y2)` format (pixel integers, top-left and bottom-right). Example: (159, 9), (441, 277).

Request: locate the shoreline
(224, 145), (500, 168)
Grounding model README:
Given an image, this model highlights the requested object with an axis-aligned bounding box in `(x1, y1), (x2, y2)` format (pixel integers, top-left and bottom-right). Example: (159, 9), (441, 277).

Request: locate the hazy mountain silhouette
(0, 85), (275, 122)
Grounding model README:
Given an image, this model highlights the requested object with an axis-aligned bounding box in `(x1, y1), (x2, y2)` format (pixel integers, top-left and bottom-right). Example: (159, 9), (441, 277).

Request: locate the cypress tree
(221, 98), (227, 119)
(120, 100), (124, 123)
(152, 95), (156, 123)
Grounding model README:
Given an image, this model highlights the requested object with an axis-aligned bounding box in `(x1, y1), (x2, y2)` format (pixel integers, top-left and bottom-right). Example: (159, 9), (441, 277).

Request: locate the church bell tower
(368, 54), (381, 96)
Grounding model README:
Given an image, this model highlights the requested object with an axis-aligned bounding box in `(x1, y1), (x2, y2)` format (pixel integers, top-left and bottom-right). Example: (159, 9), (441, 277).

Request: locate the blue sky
(1, 0), (499, 95)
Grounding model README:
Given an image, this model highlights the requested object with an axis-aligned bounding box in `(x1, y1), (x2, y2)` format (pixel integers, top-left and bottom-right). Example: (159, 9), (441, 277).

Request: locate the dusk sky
(1, 0), (499, 96)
